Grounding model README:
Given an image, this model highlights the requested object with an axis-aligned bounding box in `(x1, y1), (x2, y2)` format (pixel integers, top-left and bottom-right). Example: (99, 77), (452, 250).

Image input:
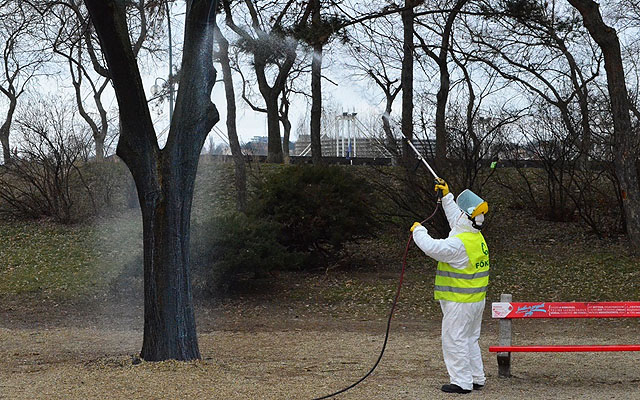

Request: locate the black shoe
(473, 383), (484, 390)
(441, 384), (471, 394)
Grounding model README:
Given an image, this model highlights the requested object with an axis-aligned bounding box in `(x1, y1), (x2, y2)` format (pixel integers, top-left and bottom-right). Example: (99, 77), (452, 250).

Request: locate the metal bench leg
(498, 293), (512, 378)
(497, 352), (511, 378)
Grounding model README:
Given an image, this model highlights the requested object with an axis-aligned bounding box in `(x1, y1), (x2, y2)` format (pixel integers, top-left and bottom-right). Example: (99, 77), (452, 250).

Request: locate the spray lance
(404, 136), (441, 182)
(402, 135), (489, 228)
(310, 136), (443, 400)
(400, 135), (447, 225)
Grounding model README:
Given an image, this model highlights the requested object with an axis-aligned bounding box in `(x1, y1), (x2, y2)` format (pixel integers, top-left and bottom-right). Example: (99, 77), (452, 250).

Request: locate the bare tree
(84, 0), (220, 361)
(292, 0), (351, 165)
(296, 1), (428, 164)
(214, 25), (247, 212)
(0, 95), (92, 222)
(447, 45), (523, 189)
(0, 0), (49, 164)
(568, 0), (640, 250)
(414, 0), (470, 171)
(476, 1), (601, 165)
(233, 37), (308, 163)
(401, 0), (419, 167)
(457, 1), (608, 222)
(221, 0), (302, 163)
(45, 0), (162, 161)
(345, 15), (403, 158)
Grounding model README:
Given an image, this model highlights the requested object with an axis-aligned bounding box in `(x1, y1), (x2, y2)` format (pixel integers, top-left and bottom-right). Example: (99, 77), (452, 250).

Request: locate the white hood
(449, 210), (483, 237)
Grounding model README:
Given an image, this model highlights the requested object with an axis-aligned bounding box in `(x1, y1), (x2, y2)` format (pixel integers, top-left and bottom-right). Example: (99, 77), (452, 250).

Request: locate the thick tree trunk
(568, 0), (640, 250)
(139, 174), (200, 361)
(216, 27), (247, 212)
(85, 0), (219, 360)
(434, 62), (450, 170)
(401, 0), (416, 168)
(310, 42), (323, 164)
(310, 0), (324, 165)
(265, 95), (283, 163)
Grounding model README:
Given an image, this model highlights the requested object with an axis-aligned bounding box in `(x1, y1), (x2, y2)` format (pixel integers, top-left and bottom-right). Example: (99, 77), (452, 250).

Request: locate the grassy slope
(0, 160), (637, 314)
(0, 213), (142, 299)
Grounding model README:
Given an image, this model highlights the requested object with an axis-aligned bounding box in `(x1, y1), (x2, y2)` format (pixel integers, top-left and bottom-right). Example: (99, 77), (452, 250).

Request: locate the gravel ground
(1, 309), (640, 400)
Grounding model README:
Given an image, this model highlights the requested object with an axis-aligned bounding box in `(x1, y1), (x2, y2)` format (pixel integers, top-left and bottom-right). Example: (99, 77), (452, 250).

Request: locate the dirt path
(2, 302), (640, 400)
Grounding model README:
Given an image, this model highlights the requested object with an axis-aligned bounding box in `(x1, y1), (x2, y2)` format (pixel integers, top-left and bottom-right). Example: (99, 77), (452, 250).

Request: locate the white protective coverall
(412, 192), (486, 391)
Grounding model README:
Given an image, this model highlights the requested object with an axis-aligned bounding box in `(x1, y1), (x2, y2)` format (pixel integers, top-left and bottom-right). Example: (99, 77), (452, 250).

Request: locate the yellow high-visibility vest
(434, 232), (489, 303)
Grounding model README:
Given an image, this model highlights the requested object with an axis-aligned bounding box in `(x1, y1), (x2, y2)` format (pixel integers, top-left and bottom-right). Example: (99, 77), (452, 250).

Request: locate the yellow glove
(410, 222), (422, 232)
(434, 178), (449, 196)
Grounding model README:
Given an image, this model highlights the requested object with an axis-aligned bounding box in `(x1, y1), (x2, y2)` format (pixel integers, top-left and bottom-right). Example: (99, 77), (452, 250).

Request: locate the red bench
(488, 294), (640, 377)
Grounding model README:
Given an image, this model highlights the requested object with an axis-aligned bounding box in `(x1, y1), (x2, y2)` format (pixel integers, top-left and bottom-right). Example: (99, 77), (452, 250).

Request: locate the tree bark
(95, 138), (105, 161)
(309, 0), (324, 165)
(85, 0), (220, 360)
(0, 97), (16, 164)
(264, 93), (283, 163)
(282, 111), (292, 164)
(382, 88), (400, 160)
(568, 0), (640, 250)
(310, 41), (323, 164)
(71, 70), (109, 162)
(401, 0), (417, 167)
(215, 26), (247, 212)
(279, 86), (293, 164)
(434, 60), (450, 170)
(428, 0), (468, 171)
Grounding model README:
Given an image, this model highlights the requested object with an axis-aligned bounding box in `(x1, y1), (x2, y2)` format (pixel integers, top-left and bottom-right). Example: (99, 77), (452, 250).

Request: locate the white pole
(348, 117), (352, 158)
(341, 117), (345, 156)
(353, 117), (357, 157)
(335, 117), (339, 157)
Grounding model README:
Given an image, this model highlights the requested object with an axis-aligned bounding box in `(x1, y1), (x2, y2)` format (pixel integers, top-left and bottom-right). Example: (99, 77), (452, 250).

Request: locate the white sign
(491, 302), (513, 319)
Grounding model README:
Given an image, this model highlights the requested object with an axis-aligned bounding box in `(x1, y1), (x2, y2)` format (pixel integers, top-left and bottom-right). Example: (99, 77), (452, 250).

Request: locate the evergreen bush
(248, 165), (377, 269)
(190, 211), (300, 294)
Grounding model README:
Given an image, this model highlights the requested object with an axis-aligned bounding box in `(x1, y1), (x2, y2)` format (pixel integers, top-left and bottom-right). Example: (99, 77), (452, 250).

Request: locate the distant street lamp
(151, 77), (167, 96)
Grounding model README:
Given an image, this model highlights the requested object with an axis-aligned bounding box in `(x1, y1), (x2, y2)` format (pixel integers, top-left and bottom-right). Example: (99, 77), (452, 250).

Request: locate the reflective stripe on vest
(434, 285), (488, 294)
(434, 232), (489, 303)
(436, 270), (490, 280)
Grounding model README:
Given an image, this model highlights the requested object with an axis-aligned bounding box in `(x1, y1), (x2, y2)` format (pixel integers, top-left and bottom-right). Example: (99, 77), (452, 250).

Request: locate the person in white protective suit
(410, 178), (489, 394)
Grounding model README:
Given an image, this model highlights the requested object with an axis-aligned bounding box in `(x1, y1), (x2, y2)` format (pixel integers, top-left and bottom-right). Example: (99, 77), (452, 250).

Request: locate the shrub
(0, 96), (135, 222)
(190, 211), (300, 295)
(73, 161), (137, 215)
(248, 165), (378, 269)
(0, 106), (91, 223)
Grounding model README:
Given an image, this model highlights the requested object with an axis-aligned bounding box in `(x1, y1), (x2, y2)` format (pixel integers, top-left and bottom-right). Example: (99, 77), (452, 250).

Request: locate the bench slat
(489, 345), (640, 352)
(492, 301), (640, 319)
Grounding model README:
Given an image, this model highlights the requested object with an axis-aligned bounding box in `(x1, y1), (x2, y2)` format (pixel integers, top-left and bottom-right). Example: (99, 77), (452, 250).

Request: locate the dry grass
(2, 316), (640, 399)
